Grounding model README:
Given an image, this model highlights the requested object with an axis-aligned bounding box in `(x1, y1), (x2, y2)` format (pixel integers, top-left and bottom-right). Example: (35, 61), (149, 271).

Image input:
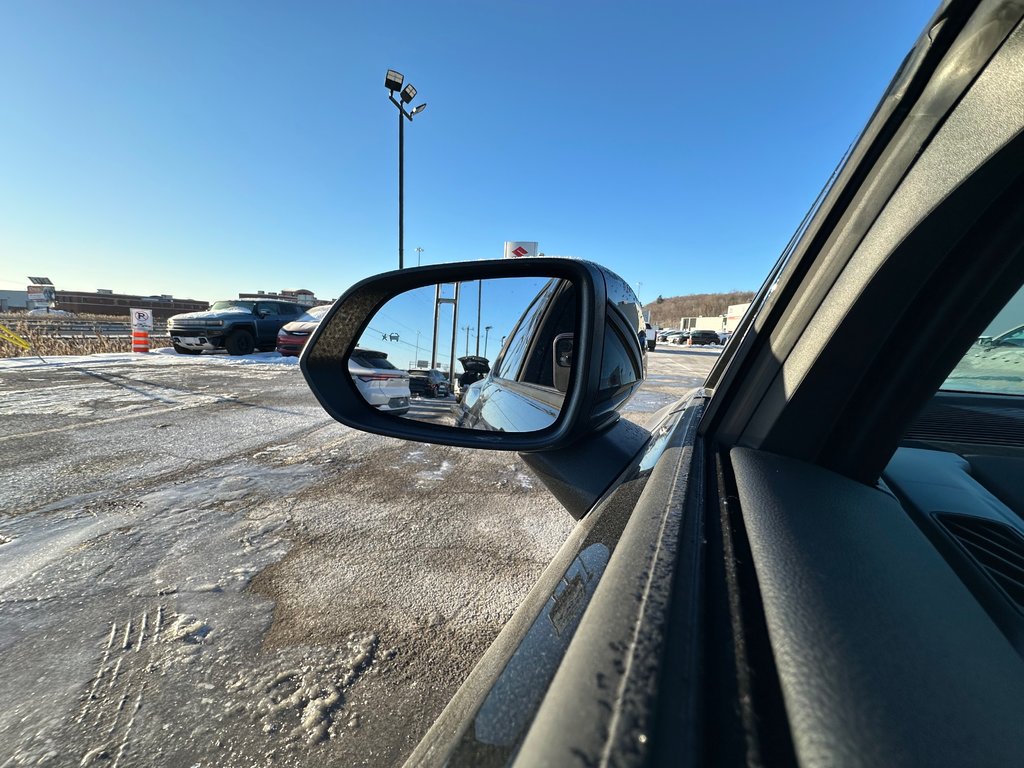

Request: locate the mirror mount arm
(519, 419), (652, 520)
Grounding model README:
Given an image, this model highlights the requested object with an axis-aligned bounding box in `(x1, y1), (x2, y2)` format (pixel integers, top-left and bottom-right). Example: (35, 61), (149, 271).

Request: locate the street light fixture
(384, 70), (404, 92)
(385, 68), (428, 270)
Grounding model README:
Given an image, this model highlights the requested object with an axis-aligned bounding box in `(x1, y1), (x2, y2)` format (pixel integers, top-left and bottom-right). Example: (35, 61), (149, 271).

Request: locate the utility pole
(475, 281), (482, 355)
(462, 324), (474, 357)
(415, 246), (424, 267)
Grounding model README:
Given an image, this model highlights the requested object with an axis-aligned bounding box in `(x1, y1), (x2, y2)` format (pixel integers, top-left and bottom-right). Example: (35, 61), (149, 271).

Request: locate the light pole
(462, 324), (474, 356)
(484, 325), (493, 357)
(384, 69), (427, 270)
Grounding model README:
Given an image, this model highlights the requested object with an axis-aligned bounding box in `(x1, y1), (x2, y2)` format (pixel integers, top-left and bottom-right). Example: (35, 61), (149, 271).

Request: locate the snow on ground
(0, 348), (301, 371)
(944, 344), (1024, 393)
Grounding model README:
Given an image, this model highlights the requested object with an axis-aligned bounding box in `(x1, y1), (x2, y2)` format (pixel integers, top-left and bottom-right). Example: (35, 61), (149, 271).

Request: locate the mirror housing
(300, 259), (645, 452)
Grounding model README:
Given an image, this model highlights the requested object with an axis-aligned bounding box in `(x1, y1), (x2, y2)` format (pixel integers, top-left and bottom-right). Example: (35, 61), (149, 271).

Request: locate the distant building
(237, 288), (325, 307)
(724, 302), (751, 332)
(678, 302), (751, 333)
(53, 289), (208, 320)
(0, 290), (28, 312)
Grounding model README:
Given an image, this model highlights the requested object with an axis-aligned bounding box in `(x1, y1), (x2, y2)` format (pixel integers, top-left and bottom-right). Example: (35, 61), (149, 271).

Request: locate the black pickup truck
(167, 299), (304, 355)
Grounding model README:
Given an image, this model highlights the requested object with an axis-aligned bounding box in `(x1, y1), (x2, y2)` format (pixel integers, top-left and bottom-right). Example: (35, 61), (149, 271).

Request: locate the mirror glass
(346, 276), (577, 432)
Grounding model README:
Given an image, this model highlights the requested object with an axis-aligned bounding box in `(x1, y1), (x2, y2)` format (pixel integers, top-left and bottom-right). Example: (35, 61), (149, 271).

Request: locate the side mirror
(300, 259), (645, 452)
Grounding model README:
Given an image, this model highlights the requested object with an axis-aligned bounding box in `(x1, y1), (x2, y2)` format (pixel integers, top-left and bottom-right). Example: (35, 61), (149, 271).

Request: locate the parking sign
(131, 309), (154, 331)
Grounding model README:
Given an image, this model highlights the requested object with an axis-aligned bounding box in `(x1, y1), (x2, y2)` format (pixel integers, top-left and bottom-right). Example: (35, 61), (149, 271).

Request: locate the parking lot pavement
(0, 346), (718, 767)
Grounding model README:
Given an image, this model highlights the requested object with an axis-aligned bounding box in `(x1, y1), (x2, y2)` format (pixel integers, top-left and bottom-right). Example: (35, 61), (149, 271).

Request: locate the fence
(0, 315), (172, 357)
(0, 316), (170, 338)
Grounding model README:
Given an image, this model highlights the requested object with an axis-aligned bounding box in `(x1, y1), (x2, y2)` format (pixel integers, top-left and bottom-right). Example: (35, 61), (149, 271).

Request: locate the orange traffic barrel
(132, 330), (150, 353)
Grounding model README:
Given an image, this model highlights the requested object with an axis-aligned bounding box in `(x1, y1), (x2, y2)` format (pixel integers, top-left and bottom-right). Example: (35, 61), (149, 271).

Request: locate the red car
(276, 304), (332, 356)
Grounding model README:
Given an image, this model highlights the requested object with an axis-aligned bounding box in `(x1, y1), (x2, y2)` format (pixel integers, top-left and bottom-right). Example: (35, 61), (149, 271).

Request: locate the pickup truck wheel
(172, 343), (202, 355)
(225, 330), (255, 356)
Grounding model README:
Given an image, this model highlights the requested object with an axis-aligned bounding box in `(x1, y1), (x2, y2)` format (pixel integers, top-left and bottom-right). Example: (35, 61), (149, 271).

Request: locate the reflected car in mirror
(408, 368), (450, 398)
(348, 349), (411, 415)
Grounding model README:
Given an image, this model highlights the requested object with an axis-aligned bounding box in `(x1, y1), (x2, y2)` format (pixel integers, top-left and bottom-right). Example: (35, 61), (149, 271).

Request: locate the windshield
(211, 300), (255, 312)
(296, 304), (332, 323)
(352, 351), (397, 370)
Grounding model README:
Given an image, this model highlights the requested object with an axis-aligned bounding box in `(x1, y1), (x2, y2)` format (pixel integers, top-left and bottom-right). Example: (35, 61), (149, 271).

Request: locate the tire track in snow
(77, 605), (165, 766)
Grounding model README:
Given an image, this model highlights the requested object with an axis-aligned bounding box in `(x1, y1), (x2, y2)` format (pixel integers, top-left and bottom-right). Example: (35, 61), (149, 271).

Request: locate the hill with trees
(643, 291), (755, 329)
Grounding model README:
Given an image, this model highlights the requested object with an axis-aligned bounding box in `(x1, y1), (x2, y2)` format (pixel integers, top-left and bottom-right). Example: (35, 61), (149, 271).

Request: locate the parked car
(456, 355), (490, 398)
(168, 299), (304, 355)
(408, 368), (450, 398)
(300, 5), (1024, 763)
(348, 349), (410, 415)
(687, 328), (721, 345)
(276, 304), (332, 357)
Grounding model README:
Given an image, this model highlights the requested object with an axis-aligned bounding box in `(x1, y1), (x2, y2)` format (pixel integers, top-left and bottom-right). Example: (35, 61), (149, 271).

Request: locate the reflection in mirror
(348, 276), (577, 433)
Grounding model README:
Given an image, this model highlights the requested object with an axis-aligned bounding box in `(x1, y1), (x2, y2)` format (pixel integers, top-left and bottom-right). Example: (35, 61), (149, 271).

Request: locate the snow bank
(0, 349), (301, 370)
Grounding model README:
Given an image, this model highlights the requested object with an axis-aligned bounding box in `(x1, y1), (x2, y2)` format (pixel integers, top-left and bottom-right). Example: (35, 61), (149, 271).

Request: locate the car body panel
(404, 397), (698, 766)
(455, 378), (563, 432)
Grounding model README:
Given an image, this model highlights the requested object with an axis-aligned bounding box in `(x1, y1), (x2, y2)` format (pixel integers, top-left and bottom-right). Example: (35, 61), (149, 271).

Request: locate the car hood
(169, 307), (252, 321)
(280, 319), (319, 334)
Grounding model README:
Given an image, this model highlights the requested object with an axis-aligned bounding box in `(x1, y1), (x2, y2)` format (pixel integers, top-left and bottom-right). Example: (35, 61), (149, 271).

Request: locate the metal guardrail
(0, 317), (170, 337)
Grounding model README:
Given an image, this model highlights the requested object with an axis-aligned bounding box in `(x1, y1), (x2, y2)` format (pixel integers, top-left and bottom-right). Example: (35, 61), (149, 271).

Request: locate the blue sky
(359, 277), (554, 368)
(0, 1), (938, 305)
